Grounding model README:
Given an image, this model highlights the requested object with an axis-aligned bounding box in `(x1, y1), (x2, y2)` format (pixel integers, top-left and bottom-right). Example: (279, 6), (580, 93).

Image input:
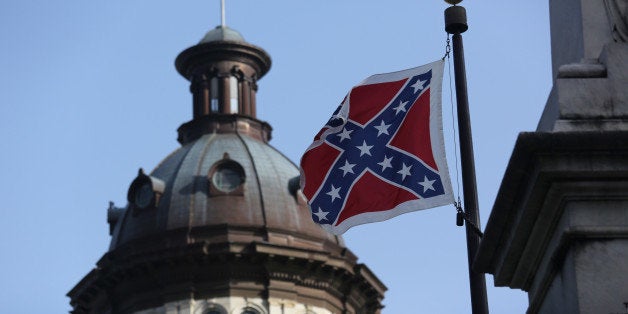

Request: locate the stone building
(67, 23), (385, 314)
(474, 1), (628, 313)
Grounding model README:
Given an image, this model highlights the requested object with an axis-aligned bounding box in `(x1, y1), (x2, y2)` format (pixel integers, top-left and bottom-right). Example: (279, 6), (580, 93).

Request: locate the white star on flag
(419, 176), (436, 192)
(337, 127), (352, 142)
(392, 100), (408, 115)
(339, 160), (356, 176)
(326, 185), (341, 202)
(397, 163), (412, 180)
(377, 155), (393, 172)
(411, 79), (426, 93)
(356, 140), (373, 157)
(313, 207), (329, 221)
(373, 120), (391, 137)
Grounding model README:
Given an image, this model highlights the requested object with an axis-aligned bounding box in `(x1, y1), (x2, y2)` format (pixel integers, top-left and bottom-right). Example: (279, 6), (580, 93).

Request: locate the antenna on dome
(220, 0), (226, 27)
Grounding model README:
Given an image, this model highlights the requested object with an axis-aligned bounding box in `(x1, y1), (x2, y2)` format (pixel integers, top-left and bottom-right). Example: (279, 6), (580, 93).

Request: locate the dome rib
(235, 131), (269, 236)
(166, 134), (214, 230)
(187, 132), (216, 229)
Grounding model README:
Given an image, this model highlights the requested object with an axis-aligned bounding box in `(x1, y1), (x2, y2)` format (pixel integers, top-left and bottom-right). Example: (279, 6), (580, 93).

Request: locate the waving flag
(300, 60), (453, 235)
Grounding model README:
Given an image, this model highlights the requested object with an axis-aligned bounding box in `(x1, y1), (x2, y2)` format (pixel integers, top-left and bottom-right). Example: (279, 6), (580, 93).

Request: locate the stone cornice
(474, 131), (628, 284)
(69, 238), (385, 314)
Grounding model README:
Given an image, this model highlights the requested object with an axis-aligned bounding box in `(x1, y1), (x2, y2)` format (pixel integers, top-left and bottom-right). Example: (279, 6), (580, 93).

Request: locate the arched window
(210, 77), (219, 112)
(229, 76), (239, 113)
(201, 302), (226, 314)
(241, 308), (260, 314)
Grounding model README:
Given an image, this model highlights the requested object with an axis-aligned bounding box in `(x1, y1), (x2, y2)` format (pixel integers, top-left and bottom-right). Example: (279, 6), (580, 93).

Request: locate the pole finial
(444, 5), (468, 34)
(220, 0), (226, 27)
(444, 0), (463, 5)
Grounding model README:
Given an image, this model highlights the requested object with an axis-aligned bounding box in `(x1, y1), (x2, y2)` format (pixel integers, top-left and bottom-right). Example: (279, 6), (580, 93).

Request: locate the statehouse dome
(108, 130), (345, 253)
(69, 20), (385, 314)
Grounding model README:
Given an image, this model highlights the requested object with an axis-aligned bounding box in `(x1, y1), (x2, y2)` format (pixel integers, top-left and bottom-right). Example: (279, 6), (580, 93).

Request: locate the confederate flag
(300, 60), (453, 235)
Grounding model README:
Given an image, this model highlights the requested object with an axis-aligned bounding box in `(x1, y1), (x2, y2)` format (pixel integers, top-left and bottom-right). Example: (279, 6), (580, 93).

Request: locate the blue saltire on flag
(299, 60), (453, 235)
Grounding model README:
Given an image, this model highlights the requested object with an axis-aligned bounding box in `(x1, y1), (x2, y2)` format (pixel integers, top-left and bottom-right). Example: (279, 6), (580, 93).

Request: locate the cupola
(175, 23), (272, 145)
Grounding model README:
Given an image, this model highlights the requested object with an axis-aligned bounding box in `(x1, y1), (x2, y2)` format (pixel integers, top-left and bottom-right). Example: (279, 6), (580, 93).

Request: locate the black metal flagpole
(444, 2), (489, 314)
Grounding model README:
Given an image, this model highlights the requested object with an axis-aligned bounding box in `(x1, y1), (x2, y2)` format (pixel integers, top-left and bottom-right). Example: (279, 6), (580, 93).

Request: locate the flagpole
(444, 2), (489, 314)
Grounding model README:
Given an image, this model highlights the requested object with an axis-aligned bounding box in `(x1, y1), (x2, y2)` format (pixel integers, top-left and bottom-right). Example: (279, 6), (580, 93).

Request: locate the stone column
(475, 1), (628, 313)
(537, 0), (628, 132)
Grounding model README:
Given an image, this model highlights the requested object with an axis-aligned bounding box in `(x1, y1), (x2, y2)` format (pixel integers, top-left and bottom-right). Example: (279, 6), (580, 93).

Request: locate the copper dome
(69, 22), (385, 314)
(109, 131), (346, 254)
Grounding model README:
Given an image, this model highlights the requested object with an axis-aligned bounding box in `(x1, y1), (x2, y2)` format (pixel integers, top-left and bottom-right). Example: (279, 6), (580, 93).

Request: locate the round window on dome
(211, 161), (245, 193)
(134, 182), (154, 209)
(127, 168), (165, 212)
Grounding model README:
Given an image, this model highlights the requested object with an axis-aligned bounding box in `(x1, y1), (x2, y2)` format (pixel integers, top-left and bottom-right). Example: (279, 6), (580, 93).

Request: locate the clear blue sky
(0, 1), (551, 313)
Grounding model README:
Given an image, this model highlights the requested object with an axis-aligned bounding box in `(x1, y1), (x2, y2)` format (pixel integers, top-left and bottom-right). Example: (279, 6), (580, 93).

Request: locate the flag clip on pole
(444, 2), (490, 314)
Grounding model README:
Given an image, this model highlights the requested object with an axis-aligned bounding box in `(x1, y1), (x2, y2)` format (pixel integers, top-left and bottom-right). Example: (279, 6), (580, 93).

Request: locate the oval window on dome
(211, 160), (245, 193)
(127, 168), (165, 212)
(134, 182), (154, 209)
